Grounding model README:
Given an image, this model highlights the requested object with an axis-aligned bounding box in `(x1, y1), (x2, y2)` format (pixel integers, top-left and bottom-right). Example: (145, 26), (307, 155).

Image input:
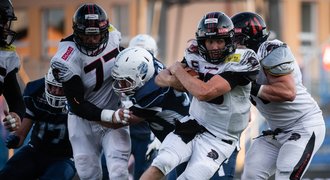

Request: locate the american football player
(50, 3), (130, 180)
(0, 0), (25, 132)
(141, 11), (260, 180)
(0, 69), (75, 180)
(232, 12), (325, 180)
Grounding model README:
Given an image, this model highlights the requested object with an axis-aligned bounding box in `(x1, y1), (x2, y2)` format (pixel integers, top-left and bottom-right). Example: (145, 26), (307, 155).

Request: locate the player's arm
(63, 75), (125, 124)
(155, 68), (186, 92)
(168, 61), (230, 101)
(254, 73), (296, 102)
(252, 46), (296, 102)
(2, 69), (25, 131)
(63, 75), (103, 121)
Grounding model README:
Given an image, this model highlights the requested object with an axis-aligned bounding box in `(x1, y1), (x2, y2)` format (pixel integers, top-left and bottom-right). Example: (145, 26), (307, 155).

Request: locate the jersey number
(38, 122), (66, 144)
(84, 48), (119, 91)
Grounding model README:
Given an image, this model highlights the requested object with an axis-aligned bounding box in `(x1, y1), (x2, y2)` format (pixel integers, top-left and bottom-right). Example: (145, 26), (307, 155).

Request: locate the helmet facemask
(45, 69), (67, 108)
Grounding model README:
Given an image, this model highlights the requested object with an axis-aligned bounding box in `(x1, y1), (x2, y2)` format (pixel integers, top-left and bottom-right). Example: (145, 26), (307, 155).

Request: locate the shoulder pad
(0, 45), (16, 51)
(261, 46), (294, 76)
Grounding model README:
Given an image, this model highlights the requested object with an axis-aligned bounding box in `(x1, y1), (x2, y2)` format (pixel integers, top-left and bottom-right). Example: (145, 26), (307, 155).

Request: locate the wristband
(101, 109), (115, 122)
(251, 82), (263, 97)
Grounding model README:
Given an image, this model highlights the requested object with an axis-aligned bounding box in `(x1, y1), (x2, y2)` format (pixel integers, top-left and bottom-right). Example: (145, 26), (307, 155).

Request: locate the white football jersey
(253, 39), (323, 130)
(184, 48), (259, 140)
(0, 45), (20, 84)
(50, 26), (121, 110)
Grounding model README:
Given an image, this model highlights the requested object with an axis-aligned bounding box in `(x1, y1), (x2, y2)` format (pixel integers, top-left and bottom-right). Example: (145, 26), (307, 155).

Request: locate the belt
(221, 139), (233, 145)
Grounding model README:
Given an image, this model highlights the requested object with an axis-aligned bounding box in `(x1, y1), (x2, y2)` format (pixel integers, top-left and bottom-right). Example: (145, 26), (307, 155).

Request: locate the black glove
(6, 134), (20, 149)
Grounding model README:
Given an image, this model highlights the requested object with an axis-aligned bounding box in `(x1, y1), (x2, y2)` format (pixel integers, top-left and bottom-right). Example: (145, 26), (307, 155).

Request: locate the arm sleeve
(220, 70), (259, 88)
(63, 75), (103, 121)
(3, 69), (25, 120)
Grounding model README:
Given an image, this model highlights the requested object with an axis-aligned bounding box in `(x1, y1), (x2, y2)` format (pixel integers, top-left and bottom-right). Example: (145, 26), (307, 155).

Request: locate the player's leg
(241, 136), (278, 179)
(276, 122), (325, 179)
(210, 148), (239, 180)
(131, 134), (151, 179)
(178, 133), (235, 180)
(102, 126), (131, 179)
(141, 132), (191, 180)
(68, 116), (102, 180)
(0, 145), (38, 179)
(39, 157), (76, 180)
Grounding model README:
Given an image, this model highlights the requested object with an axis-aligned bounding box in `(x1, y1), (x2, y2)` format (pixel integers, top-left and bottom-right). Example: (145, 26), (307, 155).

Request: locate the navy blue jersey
(129, 60), (190, 141)
(23, 78), (72, 157)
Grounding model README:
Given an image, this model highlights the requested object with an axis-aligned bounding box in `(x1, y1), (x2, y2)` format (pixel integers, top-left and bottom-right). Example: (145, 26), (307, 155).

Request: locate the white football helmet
(45, 68), (66, 108)
(129, 34), (158, 57)
(112, 47), (155, 95)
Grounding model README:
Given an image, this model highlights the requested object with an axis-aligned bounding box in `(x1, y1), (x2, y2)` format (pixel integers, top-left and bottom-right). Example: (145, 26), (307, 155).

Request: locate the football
(186, 69), (199, 78)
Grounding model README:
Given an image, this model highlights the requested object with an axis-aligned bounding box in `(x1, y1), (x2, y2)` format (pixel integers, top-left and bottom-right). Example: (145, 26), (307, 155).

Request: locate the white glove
(3, 111), (21, 132)
(120, 94), (133, 122)
(6, 115), (17, 128)
(146, 138), (161, 161)
(113, 109), (129, 125)
(101, 109), (129, 125)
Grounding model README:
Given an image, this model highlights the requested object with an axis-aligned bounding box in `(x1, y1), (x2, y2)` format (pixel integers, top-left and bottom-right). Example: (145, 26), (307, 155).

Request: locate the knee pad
(152, 150), (180, 175)
(74, 154), (102, 180)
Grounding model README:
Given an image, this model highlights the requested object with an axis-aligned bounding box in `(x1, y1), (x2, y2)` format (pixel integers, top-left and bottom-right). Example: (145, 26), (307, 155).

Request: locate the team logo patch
(207, 149), (219, 160)
(224, 54), (241, 63)
(61, 46), (74, 61)
(288, 133), (301, 141)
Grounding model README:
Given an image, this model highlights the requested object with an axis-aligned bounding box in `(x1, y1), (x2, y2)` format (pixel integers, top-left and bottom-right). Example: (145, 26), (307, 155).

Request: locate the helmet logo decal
(137, 62), (148, 79)
(249, 17), (263, 36)
(85, 14), (99, 20)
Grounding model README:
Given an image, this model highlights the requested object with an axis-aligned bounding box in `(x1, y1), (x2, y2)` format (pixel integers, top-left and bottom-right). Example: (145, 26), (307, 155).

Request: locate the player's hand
(186, 39), (198, 53)
(5, 134), (20, 149)
(3, 111), (21, 132)
(112, 108), (131, 125)
(146, 138), (161, 161)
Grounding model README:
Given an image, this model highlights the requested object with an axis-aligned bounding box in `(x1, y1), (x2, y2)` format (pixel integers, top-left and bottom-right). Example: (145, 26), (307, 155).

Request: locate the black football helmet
(195, 11), (235, 64)
(72, 3), (109, 56)
(231, 12), (269, 52)
(0, 0), (17, 47)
